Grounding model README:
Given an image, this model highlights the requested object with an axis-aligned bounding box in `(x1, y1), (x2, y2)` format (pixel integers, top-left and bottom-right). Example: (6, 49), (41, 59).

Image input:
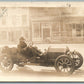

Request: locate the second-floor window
(12, 15), (21, 26)
(2, 16), (6, 25)
(22, 15), (27, 25)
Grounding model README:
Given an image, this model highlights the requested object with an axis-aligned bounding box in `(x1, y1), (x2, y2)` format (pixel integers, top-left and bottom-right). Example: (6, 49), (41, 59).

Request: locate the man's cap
(19, 37), (25, 41)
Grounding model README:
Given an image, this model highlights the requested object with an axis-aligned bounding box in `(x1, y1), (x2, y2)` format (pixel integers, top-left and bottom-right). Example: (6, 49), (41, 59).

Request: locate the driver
(17, 37), (27, 54)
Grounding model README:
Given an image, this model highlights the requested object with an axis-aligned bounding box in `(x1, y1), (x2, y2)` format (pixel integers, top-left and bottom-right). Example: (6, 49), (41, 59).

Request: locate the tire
(0, 55), (14, 72)
(54, 55), (75, 76)
(71, 51), (83, 69)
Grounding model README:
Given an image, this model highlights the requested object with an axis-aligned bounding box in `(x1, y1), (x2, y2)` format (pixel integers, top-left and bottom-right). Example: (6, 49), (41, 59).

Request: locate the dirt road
(0, 64), (84, 82)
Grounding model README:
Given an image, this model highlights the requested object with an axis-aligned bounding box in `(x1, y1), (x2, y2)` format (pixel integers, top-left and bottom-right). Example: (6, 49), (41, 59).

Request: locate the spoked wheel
(0, 55), (14, 72)
(71, 51), (83, 70)
(55, 55), (75, 76)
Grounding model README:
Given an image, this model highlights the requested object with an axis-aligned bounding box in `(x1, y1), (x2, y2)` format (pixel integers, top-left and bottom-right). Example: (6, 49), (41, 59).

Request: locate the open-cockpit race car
(0, 45), (83, 75)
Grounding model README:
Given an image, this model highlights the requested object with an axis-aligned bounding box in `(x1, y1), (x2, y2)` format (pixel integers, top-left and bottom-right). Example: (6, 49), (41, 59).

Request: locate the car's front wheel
(54, 55), (75, 76)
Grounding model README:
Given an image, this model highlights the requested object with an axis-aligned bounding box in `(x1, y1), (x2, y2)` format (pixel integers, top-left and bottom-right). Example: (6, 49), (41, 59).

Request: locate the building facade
(30, 7), (84, 43)
(0, 2), (84, 44)
(0, 7), (29, 44)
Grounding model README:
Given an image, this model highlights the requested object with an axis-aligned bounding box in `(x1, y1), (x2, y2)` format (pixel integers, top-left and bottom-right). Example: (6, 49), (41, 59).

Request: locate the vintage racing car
(0, 45), (83, 75)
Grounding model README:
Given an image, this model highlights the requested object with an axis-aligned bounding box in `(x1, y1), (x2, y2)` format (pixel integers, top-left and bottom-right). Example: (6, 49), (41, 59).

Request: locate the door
(43, 28), (50, 40)
(41, 23), (51, 41)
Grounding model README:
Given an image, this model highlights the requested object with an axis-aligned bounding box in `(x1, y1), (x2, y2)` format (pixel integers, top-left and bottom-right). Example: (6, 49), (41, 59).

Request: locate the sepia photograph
(0, 1), (83, 82)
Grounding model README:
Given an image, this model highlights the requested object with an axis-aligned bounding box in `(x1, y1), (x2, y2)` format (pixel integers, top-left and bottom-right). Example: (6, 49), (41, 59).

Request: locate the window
(0, 31), (7, 40)
(72, 24), (75, 29)
(12, 15), (16, 25)
(72, 24), (76, 37)
(34, 24), (40, 38)
(83, 24), (84, 36)
(24, 30), (28, 39)
(2, 16), (6, 25)
(12, 15), (21, 26)
(52, 22), (60, 38)
(32, 22), (41, 39)
(15, 31), (22, 41)
(43, 28), (50, 39)
(65, 24), (72, 37)
(9, 31), (14, 42)
(9, 31), (21, 42)
(52, 22), (59, 32)
(22, 15), (27, 25)
(76, 24), (82, 37)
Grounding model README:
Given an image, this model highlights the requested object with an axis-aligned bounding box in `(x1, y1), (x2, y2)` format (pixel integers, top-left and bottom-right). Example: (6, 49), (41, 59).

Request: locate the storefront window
(32, 22), (41, 39)
(76, 24), (82, 37)
(52, 22), (59, 32)
(66, 23), (83, 37)
(51, 22), (60, 40)
(72, 24), (76, 37)
(83, 24), (84, 37)
(43, 28), (50, 39)
(65, 24), (72, 37)
(72, 24), (75, 29)
(41, 23), (51, 41)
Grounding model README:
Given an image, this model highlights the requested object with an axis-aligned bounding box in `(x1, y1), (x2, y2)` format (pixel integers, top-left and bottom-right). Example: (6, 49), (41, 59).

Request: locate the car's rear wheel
(54, 55), (75, 76)
(0, 55), (14, 72)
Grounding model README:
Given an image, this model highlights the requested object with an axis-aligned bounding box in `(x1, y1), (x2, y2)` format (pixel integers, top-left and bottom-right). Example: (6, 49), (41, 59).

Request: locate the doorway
(43, 28), (50, 40)
(41, 23), (51, 42)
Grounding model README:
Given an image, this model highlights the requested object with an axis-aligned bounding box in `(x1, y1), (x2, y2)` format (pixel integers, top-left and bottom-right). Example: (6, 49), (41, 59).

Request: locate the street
(0, 44), (84, 82)
(0, 64), (84, 82)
